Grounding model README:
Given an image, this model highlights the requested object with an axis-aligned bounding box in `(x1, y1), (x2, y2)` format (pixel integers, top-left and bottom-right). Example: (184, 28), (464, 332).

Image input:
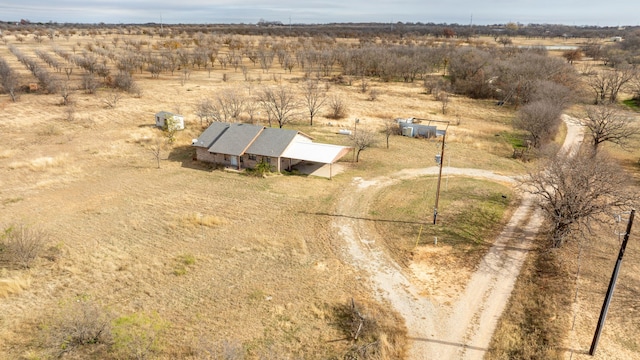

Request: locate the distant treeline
(1, 20), (637, 40)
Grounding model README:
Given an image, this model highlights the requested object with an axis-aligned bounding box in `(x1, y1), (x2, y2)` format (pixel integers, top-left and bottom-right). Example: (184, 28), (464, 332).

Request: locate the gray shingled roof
(192, 122), (231, 148)
(207, 123), (264, 156)
(246, 128), (299, 157)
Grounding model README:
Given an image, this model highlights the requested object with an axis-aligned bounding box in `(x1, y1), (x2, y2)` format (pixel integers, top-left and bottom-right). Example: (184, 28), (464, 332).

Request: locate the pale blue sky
(1, 0), (638, 26)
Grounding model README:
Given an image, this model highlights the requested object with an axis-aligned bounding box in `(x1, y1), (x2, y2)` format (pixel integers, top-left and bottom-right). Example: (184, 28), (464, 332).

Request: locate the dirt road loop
(333, 116), (584, 359)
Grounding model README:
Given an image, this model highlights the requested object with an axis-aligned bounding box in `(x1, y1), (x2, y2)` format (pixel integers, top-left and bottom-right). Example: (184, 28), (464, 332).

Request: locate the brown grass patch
(0, 276), (31, 298)
(179, 213), (228, 228)
(8, 154), (68, 172)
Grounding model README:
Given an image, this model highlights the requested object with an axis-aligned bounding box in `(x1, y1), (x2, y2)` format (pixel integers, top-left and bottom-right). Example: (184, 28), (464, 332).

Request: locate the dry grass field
(0, 28), (639, 359)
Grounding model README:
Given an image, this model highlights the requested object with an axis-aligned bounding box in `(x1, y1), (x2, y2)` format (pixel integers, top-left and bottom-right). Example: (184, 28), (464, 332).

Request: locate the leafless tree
(513, 100), (563, 148)
(497, 36), (513, 47)
(81, 73), (99, 94)
(102, 90), (123, 108)
(258, 85), (299, 128)
(0, 57), (20, 101)
(521, 150), (634, 248)
(529, 80), (574, 109)
(194, 98), (213, 126)
(59, 81), (73, 106)
(562, 49), (583, 64)
(587, 65), (636, 104)
(206, 89), (246, 123)
(300, 79), (326, 126)
(257, 48), (274, 73)
(436, 91), (450, 114)
(149, 138), (163, 169)
(350, 128), (377, 162)
(64, 66), (73, 80)
(581, 104), (639, 152)
(382, 118), (398, 149)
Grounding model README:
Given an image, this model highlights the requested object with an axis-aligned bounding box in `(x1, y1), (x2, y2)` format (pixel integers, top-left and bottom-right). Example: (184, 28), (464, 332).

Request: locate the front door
(230, 156), (238, 167)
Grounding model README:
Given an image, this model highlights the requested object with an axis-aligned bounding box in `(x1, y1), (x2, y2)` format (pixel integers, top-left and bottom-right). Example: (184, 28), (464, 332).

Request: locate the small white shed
(155, 111), (185, 131)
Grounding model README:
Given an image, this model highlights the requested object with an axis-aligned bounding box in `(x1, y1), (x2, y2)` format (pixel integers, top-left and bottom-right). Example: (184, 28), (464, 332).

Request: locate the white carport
(281, 142), (352, 179)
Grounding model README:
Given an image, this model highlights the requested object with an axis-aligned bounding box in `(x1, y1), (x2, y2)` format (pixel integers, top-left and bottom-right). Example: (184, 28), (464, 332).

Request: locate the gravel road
(333, 115), (584, 359)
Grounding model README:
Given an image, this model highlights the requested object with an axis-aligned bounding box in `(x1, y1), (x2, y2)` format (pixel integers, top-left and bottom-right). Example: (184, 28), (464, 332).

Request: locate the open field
(1, 27), (639, 359)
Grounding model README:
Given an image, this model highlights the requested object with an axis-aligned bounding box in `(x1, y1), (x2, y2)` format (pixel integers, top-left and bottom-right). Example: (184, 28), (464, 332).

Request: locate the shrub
(247, 160), (271, 177)
(1, 224), (47, 268)
(42, 298), (113, 357)
(327, 95), (348, 119)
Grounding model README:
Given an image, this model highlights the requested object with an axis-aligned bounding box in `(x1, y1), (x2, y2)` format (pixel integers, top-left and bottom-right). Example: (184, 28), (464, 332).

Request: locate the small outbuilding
(397, 118), (437, 138)
(155, 111), (185, 131)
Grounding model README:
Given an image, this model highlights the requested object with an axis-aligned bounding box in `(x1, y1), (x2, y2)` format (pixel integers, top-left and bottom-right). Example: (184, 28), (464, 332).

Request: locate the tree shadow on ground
(167, 145), (215, 172)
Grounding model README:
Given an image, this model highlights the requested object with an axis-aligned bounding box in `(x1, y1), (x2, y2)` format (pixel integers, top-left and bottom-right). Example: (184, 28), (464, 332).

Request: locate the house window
(264, 157), (271, 164)
(248, 154), (256, 161)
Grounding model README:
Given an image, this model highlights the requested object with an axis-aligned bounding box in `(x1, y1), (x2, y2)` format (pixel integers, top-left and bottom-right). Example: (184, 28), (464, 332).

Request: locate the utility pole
(428, 119), (449, 225)
(433, 130), (446, 224)
(589, 209), (635, 355)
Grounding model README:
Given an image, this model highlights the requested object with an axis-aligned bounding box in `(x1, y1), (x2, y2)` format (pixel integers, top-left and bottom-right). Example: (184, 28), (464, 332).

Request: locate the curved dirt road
(333, 115), (583, 359)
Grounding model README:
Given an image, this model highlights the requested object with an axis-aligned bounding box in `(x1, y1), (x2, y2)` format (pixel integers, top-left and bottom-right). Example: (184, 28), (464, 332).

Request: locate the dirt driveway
(333, 116), (584, 359)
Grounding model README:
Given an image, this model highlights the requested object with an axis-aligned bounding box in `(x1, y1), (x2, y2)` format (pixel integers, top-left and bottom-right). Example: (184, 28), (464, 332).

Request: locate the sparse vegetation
(0, 23), (639, 360)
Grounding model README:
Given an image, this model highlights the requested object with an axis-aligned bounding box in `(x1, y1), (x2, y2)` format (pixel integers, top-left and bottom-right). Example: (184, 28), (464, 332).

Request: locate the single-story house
(155, 111), (185, 130)
(192, 122), (352, 177)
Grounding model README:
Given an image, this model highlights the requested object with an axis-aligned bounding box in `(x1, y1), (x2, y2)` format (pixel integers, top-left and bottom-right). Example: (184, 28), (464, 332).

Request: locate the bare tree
(102, 91), (123, 108)
(258, 85), (299, 128)
(582, 105), (639, 152)
(522, 150), (634, 248)
(194, 98), (213, 126)
(436, 91), (450, 114)
(300, 79), (326, 126)
(382, 118), (398, 149)
(206, 89), (246, 123)
(81, 73), (99, 94)
(587, 65), (636, 104)
(149, 138), (163, 169)
(562, 49), (583, 64)
(513, 100), (563, 148)
(350, 128), (376, 162)
(59, 81), (73, 106)
(0, 57), (20, 101)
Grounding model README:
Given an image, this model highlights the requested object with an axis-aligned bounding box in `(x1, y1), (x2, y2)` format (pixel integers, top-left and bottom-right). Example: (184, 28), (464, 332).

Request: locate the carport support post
(589, 209), (635, 356)
(433, 130), (446, 225)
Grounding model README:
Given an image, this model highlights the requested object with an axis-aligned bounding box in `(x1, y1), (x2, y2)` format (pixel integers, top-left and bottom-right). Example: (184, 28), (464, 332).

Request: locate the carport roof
(281, 142), (352, 164)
